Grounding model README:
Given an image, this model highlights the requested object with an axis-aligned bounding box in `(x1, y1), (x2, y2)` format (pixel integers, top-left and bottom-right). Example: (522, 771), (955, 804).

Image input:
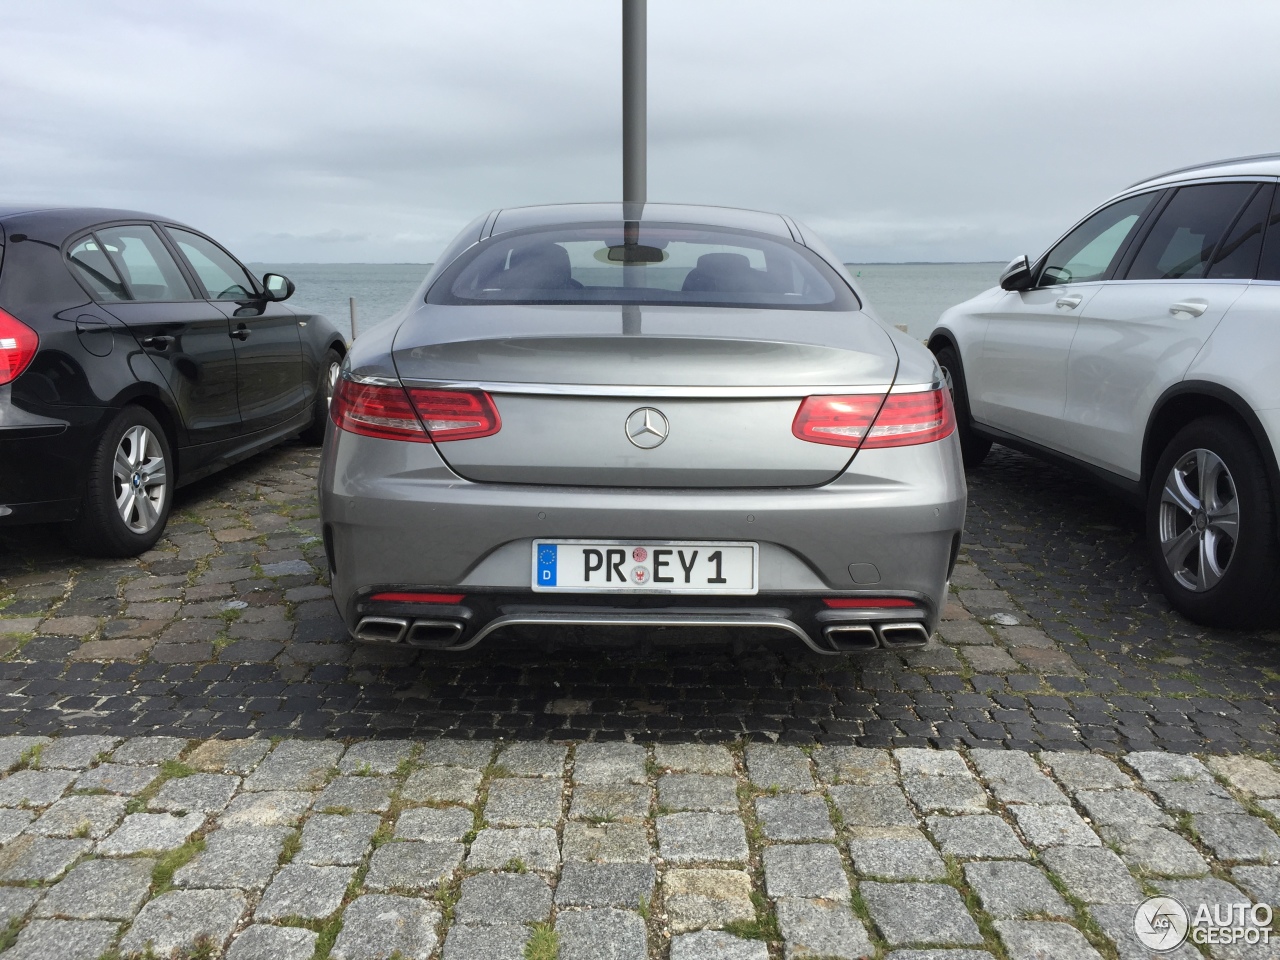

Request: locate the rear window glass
(428, 223), (858, 310)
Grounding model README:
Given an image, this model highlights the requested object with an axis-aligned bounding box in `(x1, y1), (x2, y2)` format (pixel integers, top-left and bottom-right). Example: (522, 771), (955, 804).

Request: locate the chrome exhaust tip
(354, 616), (409, 644)
(877, 622), (931, 648)
(822, 624), (879, 651)
(405, 619), (466, 649)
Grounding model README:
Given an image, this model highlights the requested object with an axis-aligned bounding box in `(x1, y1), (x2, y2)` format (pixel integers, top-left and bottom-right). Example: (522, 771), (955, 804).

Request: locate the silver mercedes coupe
(317, 203), (965, 655)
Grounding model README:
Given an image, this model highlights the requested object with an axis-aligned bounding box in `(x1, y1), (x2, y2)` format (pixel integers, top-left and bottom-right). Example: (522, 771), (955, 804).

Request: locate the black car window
(1257, 189), (1280, 282)
(430, 223), (858, 310)
(67, 236), (128, 301)
(167, 228), (257, 300)
(1206, 184), (1273, 280)
(94, 225), (194, 301)
(1039, 192), (1157, 286)
(1125, 183), (1256, 280)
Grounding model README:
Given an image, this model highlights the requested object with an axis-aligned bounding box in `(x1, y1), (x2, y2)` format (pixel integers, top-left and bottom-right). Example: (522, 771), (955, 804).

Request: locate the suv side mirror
(999, 255), (1034, 291)
(262, 273), (295, 302)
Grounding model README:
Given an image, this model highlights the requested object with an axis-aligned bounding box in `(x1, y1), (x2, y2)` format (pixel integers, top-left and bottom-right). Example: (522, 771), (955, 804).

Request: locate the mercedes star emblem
(625, 407), (669, 449)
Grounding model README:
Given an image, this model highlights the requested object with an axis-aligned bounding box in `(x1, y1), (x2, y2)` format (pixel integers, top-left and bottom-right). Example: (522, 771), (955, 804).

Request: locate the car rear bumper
(0, 401), (96, 523)
(319, 424), (967, 652)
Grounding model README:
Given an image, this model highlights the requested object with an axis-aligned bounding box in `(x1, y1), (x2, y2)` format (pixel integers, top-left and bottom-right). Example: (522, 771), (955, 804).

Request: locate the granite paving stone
(497, 742), (567, 777)
(570, 783), (651, 822)
(745, 743), (814, 791)
(111, 736), (187, 764)
(897, 748), (971, 778)
(775, 898), (875, 960)
(402, 767), (481, 804)
(0, 769), (75, 807)
(0, 736), (50, 773)
(926, 813), (1029, 859)
(1126, 752), (1212, 783)
(556, 861), (656, 908)
(849, 834), (947, 879)
(485, 777), (563, 826)
(658, 774), (738, 813)
(670, 931), (769, 960)
(98, 811), (204, 855)
(315, 775), (394, 812)
(218, 790), (312, 828)
(658, 812), (749, 864)
(187, 738), (271, 775)
(561, 822), (650, 864)
(0, 888), (39, 924)
(557, 907), (648, 960)
(662, 868), (754, 932)
(120, 889), (246, 957)
(755, 793), (835, 841)
(148, 772), (239, 813)
(2, 918), (119, 960)
(828, 783), (918, 827)
(365, 840), (463, 890)
(243, 740), (343, 791)
(654, 743), (736, 775)
(35, 856), (154, 919)
(37, 735), (119, 769)
(763, 844), (850, 900)
(1076, 788), (1170, 828)
(0, 835), (91, 882)
(814, 745), (896, 784)
(1192, 813), (1280, 862)
(884, 953), (996, 960)
(1104, 824), (1209, 876)
(573, 742), (647, 784)
(1040, 846), (1144, 904)
(72, 761), (159, 795)
(1010, 804), (1100, 847)
(331, 893), (440, 960)
(174, 826), (290, 889)
(394, 805), (473, 841)
(297, 812), (381, 865)
(1231, 865), (1280, 906)
(30, 793), (125, 838)
(903, 775), (990, 814)
(1208, 756), (1280, 798)
(470, 826), (561, 870)
(227, 925), (319, 960)
(0, 808), (33, 843)
(1147, 780), (1246, 815)
(963, 861), (1070, 919)
(442, 924), (530, 960)
(256, 863), (354, 919)
(1040, 752), (1131, 792)
(994, 920), (1103, 960)
(420, 739), (494, 770)
(1087, 904), (1202, 960)
(861, 882), (984, 947)
(337, 739), (416, 775)
(455, 871), (553, 924)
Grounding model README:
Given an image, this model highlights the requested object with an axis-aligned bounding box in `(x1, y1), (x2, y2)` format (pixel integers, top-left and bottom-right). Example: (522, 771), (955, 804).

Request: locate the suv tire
(932, 343), (992, 468)
(1147, 416), (1280, 627)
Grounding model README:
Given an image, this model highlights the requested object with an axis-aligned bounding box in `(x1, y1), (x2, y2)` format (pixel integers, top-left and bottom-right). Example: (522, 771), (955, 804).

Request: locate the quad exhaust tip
(822, 624), (879, 651)
(405, 619), (465, 649)
(822, 621), (931, 651)
(877, 621), (931, 648)
(354, 616), (408, 644)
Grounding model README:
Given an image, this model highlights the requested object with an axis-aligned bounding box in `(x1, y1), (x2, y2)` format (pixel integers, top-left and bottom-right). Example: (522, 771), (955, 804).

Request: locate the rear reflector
(332, 380), (501, 443)
(0, 308), (38, 386)
(793, 388), (954, 449)
(823, 597), (917, 608)
(369, 592), (466, 604)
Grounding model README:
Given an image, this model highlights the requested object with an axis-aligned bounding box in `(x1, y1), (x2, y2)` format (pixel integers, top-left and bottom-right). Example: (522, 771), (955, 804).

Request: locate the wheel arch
(110, 386), (184, 479)
(1143, 380), (1280, 535)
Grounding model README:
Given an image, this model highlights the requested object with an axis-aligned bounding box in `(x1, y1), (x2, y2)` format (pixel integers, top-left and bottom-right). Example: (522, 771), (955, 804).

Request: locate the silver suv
(930, 154), (1280, 627)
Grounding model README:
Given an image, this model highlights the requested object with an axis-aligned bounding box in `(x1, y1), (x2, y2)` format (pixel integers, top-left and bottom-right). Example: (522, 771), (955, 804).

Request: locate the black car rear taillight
(0, 308), (38, 386)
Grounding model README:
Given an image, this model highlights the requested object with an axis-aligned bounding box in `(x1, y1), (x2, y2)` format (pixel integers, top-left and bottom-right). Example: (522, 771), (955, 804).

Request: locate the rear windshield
(428, 223), (859, 310)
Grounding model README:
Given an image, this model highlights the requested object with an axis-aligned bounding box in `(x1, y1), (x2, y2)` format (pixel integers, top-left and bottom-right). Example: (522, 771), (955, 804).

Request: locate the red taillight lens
(793, 388), (954, 450)
(369, 592), (465, 603)
(823, 597), (917, 608)
(0, 308), (39, 386)
(331, 379), (430, 442)
(407, 389), (501, 442)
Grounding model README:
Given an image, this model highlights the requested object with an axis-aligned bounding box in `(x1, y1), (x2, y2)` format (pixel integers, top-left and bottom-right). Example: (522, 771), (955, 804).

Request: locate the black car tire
(68, 405), (174, 557)
(300, 348), (342, 445)
(1147, 416), (1280, 627)
(932, 342), (992, 468)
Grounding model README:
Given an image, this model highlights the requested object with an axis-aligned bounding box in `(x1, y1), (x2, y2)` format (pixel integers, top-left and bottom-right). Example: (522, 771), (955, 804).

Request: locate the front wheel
(1147, 416), (1280, 627)
(67, 406), (173, 557)
(931, 343), (991, 468)
(300, 348), (342, 445)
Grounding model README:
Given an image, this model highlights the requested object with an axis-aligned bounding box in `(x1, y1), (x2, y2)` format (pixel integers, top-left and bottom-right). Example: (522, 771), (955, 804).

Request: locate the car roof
(1128, 153), (1280, 189)
(0, 205), (193, 240)
(489, 202), (794, 239)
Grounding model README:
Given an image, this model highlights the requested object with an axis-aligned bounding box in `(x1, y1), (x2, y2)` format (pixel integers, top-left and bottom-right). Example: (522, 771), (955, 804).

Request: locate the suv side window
(166, 228), (257, 300)
(1206, 183), (1273, 279)
(1039, 192), (1157, 286)
(1125, 182), (1256, 280)
(94, 224), (194, 301)
(1258, 187), (1280, 282)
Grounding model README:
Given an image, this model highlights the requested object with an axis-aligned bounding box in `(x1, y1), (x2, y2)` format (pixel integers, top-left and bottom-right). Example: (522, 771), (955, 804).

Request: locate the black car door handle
(140, 335), (174, 350)
(230, 325), (251, 341)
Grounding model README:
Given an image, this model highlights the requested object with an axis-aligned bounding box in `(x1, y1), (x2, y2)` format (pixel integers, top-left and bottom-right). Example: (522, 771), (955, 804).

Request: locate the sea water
(251, 261), (1003, 341)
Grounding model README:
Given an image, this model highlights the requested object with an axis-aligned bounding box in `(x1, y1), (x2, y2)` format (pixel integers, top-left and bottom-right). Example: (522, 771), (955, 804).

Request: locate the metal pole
(348, 297), (357, 342)
(622, 0), (646, 206)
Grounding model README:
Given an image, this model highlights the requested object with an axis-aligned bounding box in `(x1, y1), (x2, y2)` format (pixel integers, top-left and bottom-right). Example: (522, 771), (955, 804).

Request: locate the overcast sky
(4, 1), (1279, 263)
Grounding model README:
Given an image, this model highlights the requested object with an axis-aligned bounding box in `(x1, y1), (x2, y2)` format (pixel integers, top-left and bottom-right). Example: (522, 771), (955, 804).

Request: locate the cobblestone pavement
(0, 442), (1275, 751)
(0, 734), (1275, 959)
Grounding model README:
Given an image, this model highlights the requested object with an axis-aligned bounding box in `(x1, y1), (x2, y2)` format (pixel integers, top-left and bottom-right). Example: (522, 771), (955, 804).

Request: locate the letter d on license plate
(532, 540), (757, 594)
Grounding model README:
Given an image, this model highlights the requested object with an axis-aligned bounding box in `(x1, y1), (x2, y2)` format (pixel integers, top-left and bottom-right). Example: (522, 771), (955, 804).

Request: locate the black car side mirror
(262, 273), (296, 302)
(999, 255), (1034, 291)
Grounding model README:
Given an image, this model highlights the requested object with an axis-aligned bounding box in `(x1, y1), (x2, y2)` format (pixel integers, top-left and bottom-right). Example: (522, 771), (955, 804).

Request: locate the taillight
(0, 308), (38, 386)
(331, 380), (501, 443)
(331, 379), (430, 442)
(793, 388), (954, 449)
(407, 389), (501, 442)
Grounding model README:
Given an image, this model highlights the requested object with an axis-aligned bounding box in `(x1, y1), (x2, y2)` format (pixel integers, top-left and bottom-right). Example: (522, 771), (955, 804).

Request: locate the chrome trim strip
(458, 612), (838, 655)
(346, 373), (401, 387)
(398, 379), (899, 398)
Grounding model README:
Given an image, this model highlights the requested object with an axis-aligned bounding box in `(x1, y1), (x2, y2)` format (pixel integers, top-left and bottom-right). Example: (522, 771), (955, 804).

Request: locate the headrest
(695, 252), (752, 274)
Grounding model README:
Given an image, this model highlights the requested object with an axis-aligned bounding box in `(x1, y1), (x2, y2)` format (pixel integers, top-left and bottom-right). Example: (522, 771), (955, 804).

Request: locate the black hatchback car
(0, 206), (346, 556)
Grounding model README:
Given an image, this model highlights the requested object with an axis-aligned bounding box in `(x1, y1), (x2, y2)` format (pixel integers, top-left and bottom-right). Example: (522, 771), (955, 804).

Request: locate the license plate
(532, 540), (758, 594)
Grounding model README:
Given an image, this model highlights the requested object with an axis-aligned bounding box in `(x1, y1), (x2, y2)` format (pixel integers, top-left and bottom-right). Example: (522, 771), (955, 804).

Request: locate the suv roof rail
(1130, 152), (1280, 188)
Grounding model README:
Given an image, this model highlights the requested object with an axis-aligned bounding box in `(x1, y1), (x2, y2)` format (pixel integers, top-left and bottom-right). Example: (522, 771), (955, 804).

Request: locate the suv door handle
(230, 325), (251, 341)
(1056, 294), (1083, 310)
(1169, 300), (1209, 318)
(140, 335), (174, 350)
